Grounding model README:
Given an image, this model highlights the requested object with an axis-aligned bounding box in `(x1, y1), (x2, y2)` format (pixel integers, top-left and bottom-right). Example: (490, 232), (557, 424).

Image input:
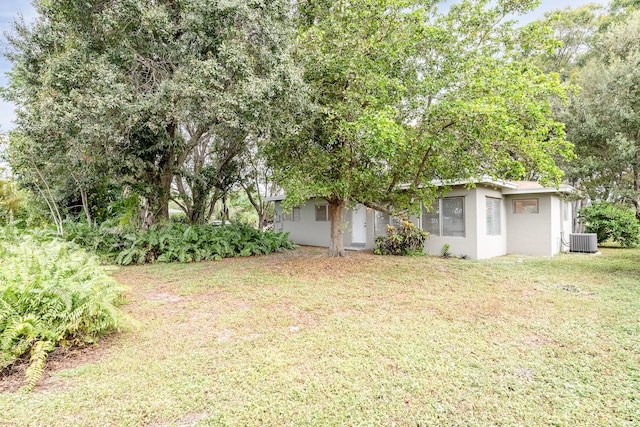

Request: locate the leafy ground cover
(63, 222), (296, 265)
(1, 247), (638, 425)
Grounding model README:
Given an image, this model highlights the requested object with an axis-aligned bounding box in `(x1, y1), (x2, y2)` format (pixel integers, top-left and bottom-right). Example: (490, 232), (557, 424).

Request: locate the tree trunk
(634, 166), (640, 221)
(79, 186), (92, 227)
(242, 182), (266, 230)
(71, 174), (92, 227)
(189, 201), (207, 224)
(257, 211), (266, 230)
(140, 198), (154, 229)
(188, 185), (209, 225)
(222, 194), (230, 222)
(328, 199), (346, 257)
(573, 199), (587, 233)
(154, 176), (171, 221)
(154, 122), (178, 222)
(145, 152), (173, 223)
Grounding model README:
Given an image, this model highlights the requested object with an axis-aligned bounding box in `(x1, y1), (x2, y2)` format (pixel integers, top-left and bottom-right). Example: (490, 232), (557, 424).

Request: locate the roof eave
(502, 185), (577, 196)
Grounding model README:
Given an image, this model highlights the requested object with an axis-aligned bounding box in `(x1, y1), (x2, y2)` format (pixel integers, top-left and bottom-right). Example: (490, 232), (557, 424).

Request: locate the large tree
(559, 10), (640, 219)
(172, 125), (244, 225)
(267, 0), (573, 256)
(3, 0), (301, 225)
(529, 4), (605, 81)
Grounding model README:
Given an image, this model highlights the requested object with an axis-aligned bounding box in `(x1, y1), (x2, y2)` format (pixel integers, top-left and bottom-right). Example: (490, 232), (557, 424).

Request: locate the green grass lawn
(1, 247), (638, 426)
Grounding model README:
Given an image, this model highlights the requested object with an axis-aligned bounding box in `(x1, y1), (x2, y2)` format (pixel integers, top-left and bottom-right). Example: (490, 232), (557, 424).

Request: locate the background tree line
(531, 0), (640, 220)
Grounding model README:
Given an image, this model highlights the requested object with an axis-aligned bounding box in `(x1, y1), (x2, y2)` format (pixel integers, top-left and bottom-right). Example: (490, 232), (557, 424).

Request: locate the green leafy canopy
(266, 0), (574, 255)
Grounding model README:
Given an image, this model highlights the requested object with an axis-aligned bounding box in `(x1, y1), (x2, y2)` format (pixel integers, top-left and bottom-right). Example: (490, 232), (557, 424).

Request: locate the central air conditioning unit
(569, 233), (598, 253)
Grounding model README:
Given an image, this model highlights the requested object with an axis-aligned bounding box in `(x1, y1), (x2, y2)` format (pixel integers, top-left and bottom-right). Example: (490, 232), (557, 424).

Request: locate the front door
(352, 206), (367, 244)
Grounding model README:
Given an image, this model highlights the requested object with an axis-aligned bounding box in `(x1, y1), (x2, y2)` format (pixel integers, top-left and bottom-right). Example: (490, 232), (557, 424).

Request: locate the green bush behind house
(578, 203), (640, 248)
(0, 236), (128, 390)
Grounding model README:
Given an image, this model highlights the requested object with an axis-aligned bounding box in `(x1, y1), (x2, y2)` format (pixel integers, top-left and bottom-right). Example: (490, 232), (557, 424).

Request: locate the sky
(0, 0), (610, 132)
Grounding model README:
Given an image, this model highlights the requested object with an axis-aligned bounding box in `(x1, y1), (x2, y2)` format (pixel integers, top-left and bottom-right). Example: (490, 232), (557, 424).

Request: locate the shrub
(374, 219), (428, 256)
(169, 212), (189, 224)
(441, 243), (452, 258)
(578, 202), (640, 248)
(0, 236), (127, 390)
(63, 221), (296, 265)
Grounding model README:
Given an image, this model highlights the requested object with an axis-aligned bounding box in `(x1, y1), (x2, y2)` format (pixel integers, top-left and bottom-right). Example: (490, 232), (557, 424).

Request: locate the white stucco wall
(506, 194), (553, 257)
(274, 199), (331, 247)
(273, 200), (376, 249)
(563, 200), (573, 252)
(505, 193), (573, 257)
(423, 187), (478, 259)
(422, 185), (508, 259)
(553, 198), (572, 255)
(474, 187), (508, 259)
(273, 188), (573, 259)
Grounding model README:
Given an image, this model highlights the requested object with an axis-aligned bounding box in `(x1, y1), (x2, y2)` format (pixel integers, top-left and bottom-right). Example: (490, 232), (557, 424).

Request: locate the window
(421, 200), (440, 237)
(486, 197), (501, 236)
(442, 197), (465, 237)
(374, 211), (390, 236)
(422, 197), (465, 237)
(563, 201), (569, 221)
(283, 206), (301, 222)
(315, 204), (329, 221)
(513, 199), (539, 214)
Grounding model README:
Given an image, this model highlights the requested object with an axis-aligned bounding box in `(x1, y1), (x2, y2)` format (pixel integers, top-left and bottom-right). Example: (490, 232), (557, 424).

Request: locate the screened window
(421, 200), (440, 237)
(422, 197), (465, 237)
(513, 199), (539, 214)
(442, 197), (465, 237)
(374, 211), (390, 236)
(315, 204), (329, 221)
(486, 197), (501, 236)
(283, 206), (301, 222)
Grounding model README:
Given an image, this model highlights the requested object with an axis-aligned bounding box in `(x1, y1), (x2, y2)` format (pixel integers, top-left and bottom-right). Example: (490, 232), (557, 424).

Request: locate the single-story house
(270, 179), (576, 259)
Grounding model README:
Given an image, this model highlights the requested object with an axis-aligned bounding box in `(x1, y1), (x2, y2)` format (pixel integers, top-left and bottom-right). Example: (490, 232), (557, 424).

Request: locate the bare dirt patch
(1, 338), (114, 394)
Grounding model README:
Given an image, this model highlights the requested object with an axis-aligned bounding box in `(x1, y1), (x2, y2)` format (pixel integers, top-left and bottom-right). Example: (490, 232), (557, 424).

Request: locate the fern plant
(0, 236), (127, 391)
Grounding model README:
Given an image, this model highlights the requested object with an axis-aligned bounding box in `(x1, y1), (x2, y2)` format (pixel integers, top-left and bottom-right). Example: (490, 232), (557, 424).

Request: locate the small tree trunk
(206, 192), (222, 223)
(220, 195), (227, 222)
(156, 171), (172, 221)
(328, 199), (346, 257)
(573, 199), (586, 233)
(32, 170), (63, 235)
(71, 174), (92, 227)
(140, 198), (154, 229)
(257, 211), (266, 230)
(153, 122), (177, 223)
(242, 183), (269, 230)
(79, 186), (92, 227)
(189, 189), (208, 224)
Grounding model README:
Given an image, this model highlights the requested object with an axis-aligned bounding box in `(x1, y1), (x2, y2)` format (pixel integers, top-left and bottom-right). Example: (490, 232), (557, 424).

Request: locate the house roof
(432, 176), (576, 195)
(501, 181), (576, 195)
(429, 176), (519, 190)
(266, 178), (577, 202)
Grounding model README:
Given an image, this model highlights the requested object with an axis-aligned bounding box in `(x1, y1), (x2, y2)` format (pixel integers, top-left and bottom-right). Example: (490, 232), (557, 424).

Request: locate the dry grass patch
(1, 247), (638, 426)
